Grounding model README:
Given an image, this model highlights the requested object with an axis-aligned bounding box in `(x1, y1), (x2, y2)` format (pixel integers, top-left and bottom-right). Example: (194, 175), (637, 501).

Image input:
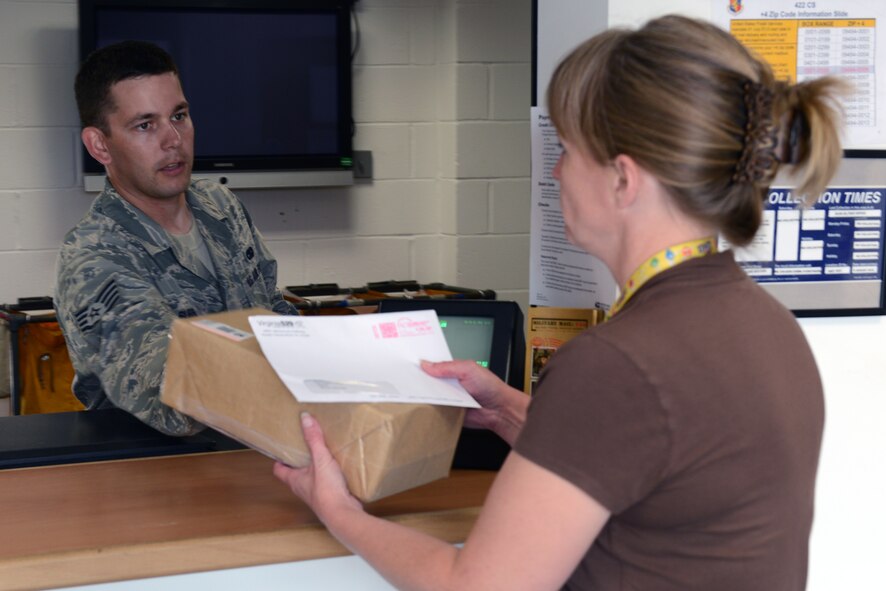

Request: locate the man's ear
(611, 154), (641, 209)
(81, 127), (112, 165)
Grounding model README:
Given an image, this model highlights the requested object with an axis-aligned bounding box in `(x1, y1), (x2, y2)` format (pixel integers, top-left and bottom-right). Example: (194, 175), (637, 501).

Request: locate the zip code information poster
(713, 0), (886, 148)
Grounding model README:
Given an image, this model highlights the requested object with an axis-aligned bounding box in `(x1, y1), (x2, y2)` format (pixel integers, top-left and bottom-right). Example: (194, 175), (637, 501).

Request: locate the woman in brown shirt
(275, 14), (844, 591)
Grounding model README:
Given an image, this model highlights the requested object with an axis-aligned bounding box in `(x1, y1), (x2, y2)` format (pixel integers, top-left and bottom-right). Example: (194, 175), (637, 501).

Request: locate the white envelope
(248, 311), (480, 408)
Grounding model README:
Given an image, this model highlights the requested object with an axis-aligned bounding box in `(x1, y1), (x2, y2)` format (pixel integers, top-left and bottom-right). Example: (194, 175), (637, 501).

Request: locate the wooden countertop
(0, 450), (496, 591)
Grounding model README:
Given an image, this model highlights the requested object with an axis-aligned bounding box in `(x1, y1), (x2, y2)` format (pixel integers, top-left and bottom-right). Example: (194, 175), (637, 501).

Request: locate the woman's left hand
(273, 412), (363, 521)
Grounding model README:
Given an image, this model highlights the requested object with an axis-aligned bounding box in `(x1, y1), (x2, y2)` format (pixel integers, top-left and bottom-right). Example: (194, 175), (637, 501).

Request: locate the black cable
(350, 2), (361, 61)
(350, 1), (360, 139)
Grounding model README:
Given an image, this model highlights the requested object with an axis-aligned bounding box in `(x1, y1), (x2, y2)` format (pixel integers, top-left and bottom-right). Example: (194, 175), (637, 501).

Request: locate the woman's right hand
(421, 359), (529, 446)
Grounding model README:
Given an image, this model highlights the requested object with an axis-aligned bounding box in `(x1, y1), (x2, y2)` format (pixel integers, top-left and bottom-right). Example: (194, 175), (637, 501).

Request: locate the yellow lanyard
(607, 237), (718, 319)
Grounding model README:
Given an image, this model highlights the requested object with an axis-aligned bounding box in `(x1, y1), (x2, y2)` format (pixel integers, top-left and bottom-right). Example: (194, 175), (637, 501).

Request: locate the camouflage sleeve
(56, 239), (203, 436)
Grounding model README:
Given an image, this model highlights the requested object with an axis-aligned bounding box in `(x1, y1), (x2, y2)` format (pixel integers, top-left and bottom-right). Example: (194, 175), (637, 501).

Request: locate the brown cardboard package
(161, 308), (465, 502)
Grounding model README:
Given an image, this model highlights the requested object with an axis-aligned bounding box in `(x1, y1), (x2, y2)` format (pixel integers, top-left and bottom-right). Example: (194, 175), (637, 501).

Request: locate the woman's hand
(421, 359), (529, 446)
(273, 412), (363, 522)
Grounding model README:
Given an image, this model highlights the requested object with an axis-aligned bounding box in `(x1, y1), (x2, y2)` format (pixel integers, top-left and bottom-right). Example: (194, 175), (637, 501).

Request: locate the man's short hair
(75, 40), (180, 134)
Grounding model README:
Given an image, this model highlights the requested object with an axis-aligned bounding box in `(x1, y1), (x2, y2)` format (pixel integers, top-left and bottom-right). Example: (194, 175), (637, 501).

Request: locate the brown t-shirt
(515, 252), (824, 590)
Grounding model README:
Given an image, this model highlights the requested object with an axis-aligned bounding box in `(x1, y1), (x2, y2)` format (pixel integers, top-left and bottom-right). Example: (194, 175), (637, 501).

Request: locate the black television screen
(78, 0), (354, 190)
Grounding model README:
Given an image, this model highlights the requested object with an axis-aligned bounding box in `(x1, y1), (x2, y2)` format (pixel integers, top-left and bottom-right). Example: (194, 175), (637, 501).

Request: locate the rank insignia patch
(74, 279), (121, 331)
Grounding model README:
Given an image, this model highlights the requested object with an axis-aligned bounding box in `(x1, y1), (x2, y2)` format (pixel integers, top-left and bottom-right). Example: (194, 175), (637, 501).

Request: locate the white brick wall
(456, 234), (530, 289)
(436, 64), (489, 120)
(0, 128), (77, 189)
(490, 64), (532, 120)
(491, 179), (531, 234)
(353, 124), (412, 180)
(0, 0), (531, 310)
(454, 1), (532, 63)
(353, 66), (438, 123)
(305, 237), (413, 286)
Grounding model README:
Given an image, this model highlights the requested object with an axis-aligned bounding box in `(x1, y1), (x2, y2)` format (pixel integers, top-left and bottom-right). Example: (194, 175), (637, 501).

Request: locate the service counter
(0, 422), (495, 591)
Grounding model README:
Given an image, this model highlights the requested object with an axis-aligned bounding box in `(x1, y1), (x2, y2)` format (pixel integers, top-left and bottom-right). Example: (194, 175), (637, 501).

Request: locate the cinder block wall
(0, 0), (531, 308)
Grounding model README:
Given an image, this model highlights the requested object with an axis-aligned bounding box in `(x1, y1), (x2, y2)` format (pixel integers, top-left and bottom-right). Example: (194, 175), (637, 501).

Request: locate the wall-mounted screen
(78, 0), (354, 190)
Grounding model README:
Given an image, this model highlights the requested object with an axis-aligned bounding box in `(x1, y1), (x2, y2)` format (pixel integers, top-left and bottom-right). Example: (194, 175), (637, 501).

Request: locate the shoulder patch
(74, 279), (121, 332)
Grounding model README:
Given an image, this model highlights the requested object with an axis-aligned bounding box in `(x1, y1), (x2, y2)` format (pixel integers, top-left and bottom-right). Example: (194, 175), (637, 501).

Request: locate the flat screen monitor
(78, 0), (354, 190)
(378, 300), (520, 386)
(377, 299), (526, 471)
(438, 315), (495, 370)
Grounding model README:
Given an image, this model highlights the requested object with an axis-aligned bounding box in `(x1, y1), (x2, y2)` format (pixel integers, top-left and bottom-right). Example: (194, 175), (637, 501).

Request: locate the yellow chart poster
(713, 0), (886, 148)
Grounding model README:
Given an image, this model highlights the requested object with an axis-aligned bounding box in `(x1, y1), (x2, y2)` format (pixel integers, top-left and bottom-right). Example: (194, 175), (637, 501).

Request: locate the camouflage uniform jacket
(55, 178), (295, 436)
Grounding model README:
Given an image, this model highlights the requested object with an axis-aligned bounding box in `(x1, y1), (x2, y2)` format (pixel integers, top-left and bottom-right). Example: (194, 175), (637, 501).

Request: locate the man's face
(98, 72), (194, 203)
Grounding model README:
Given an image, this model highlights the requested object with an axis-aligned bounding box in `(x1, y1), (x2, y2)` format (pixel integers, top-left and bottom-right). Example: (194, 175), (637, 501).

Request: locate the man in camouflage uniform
(55, 41), (295, 436)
